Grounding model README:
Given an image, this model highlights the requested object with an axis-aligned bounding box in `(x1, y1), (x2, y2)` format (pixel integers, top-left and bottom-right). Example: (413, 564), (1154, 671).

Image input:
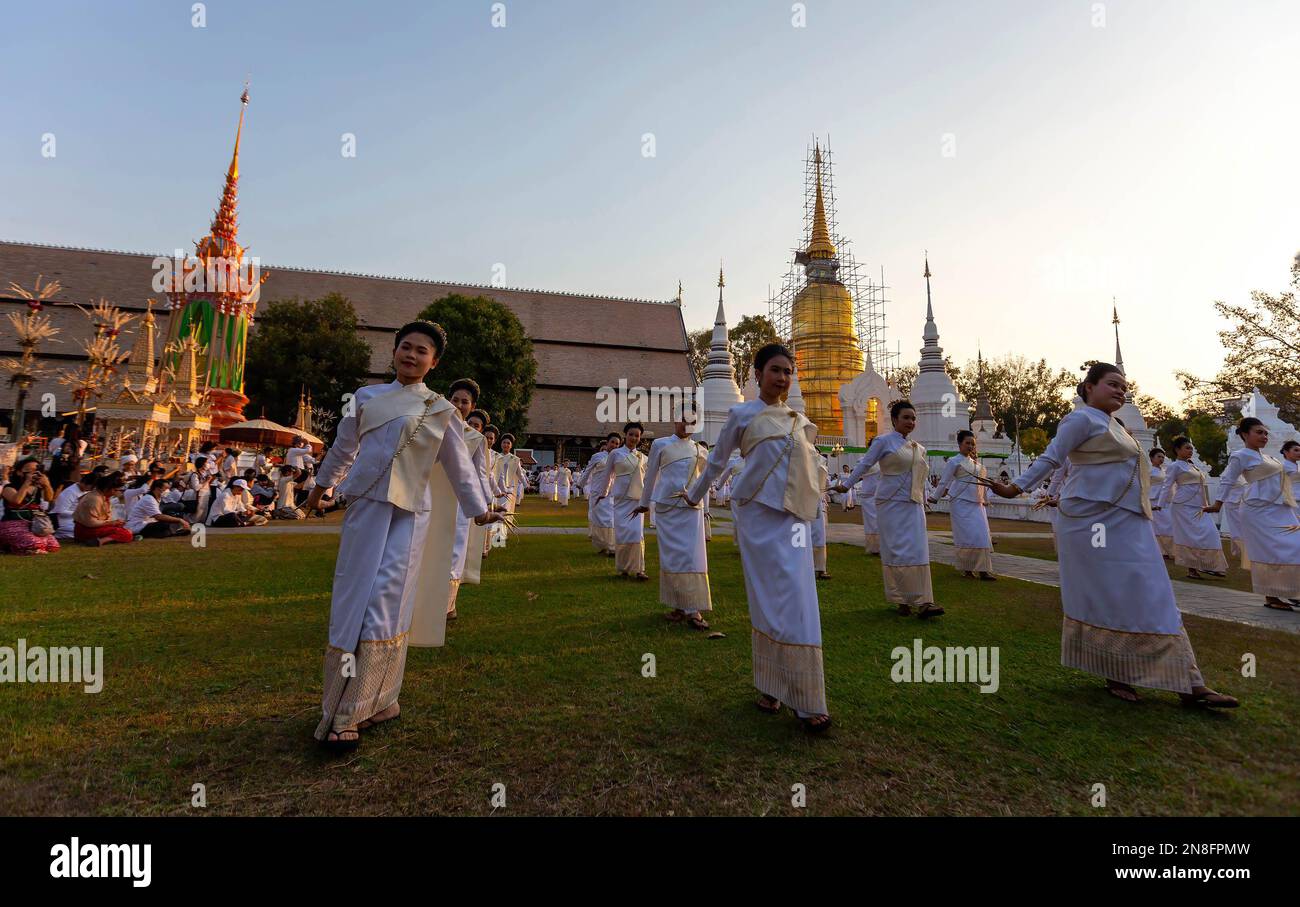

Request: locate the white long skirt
(613, 495), (645, 574)
(1170, 500), (1228, 572)
(1236, 500), (1300, 597)
(590, 492), (615, 553)
(1056, 502), (1202, 693)
(811, 505), (828, 571)
(559, 484), (569, 506)
(317, 497), (429, 738)
(1152, 500), (1174, 556)
(949, 497), (993, 573)
(654, 502), (710, 612)
(877, 497), (933, 604)
(733, 499), (826, 716)
(859, 494), (879, 553)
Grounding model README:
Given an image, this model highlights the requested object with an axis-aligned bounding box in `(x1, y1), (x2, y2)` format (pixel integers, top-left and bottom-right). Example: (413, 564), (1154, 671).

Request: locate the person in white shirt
(285, 439), (312, 471)
(50, 470), (96, 539)
(273, 465), (304, 519)
(127, 480), (191, 538)
(207, 479), (268, 527)
(254, 447), (272, 474)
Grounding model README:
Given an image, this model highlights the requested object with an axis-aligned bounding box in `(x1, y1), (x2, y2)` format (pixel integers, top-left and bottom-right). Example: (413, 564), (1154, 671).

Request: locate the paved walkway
(213, 517), (1299, 635)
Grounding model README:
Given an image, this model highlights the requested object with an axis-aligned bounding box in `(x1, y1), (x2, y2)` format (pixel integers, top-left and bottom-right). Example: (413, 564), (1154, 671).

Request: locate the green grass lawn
(1, 503), (1296, 816)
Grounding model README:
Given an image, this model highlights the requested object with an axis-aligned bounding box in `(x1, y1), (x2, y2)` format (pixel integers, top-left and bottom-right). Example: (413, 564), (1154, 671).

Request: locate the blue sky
(3, 0), (1298, 404)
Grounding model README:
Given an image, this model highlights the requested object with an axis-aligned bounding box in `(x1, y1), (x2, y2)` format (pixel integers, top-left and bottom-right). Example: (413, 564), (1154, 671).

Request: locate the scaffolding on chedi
(767, 139), (896, 433)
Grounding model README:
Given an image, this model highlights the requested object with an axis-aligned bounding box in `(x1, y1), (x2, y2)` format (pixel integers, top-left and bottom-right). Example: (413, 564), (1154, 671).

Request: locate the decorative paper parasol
(219, 418), (297, 448)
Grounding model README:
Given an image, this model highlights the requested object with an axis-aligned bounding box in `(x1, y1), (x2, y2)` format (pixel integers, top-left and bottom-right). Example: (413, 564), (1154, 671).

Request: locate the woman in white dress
(444, 379), (497, 621)
(811, 457), (832, 580)
(1206, 419), (1300, 611)
(1218, 470), (1248, 569)
(306, 321), (506, 752)
(931, 430), (995, 581)
(1148, 448), (1174, 559)
(585, 434), (620, 556)
(837, 402), (942, 618)
(1157, 436), (1228, 580)
(984, 363), (1237, 707)
(634, 414), (712, 628)
(687, 343), (831, 732)
(856, 453), (881, 555)
(600, 422), (649, 580)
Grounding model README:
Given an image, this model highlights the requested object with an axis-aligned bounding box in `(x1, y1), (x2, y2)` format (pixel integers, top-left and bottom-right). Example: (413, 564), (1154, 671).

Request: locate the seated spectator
(0, 457), (60, 555)
(127, 479), (191, 539)
(50, 468), (96, 539)
(73, 471), (133, 546)
(206, 478), (269, 528)
(254, 446), (272, 474)
(251, 473), (277, 507)
(273, 465), (305, 519)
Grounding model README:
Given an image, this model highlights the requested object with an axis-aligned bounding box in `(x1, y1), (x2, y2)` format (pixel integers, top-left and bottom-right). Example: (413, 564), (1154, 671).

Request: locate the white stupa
(1229, 388), (1299, 458)
(786, 370), (806, 415)
(909, 255), (973, 469)
(969, 350), (1014, 470)
(697, 268), (744, 445)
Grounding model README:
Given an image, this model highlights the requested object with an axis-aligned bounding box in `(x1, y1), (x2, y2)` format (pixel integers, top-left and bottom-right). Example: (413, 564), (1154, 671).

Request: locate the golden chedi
(789, 144), (862, 434)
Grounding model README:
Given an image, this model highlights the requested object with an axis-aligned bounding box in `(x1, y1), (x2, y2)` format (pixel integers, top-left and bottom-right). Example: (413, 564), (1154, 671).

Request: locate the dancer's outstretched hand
(474, 510), (506, 526)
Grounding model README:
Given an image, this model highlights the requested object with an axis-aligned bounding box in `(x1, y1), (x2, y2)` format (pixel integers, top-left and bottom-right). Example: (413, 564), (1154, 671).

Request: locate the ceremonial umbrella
(218, 418), (297, 449)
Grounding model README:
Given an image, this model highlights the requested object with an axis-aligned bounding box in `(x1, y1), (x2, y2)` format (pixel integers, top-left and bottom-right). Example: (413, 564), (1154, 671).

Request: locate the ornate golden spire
(125, 299), (158, 392)
(806, 143), (836, 260)
(718, 261), (725, 288)
(211, 85), (249, 244)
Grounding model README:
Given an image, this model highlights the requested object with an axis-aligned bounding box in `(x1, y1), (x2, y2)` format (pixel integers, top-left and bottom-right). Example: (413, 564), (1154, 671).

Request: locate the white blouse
(843, 431), (922, 503)
(1216, 448), (1293, 506)
(688, 399), (811, 514)
(1015, 407), (1147, 516)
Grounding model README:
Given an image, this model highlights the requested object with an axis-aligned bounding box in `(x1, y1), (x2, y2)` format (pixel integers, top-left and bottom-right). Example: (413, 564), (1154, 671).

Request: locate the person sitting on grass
(72, 471), (134, 546)
(273, 465), (305, 519)
(206, 478), (269, 528)
(126, 479), (191, 539)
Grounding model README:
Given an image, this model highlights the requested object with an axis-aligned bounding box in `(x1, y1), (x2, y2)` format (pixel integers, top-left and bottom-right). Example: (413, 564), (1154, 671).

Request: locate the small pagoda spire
(806, 142), (837, 261)
(211, 84), (249, 244)
(1111, 297), (1125, 375)
(973, 347), (994, 423)
(125, 300), (159, 393)
(919, 252), (945, 374)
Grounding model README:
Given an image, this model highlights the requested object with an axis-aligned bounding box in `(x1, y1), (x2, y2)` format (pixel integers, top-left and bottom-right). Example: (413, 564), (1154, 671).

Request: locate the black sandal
(321, 728), (360, 752)
(755, 695), (781, 714)
(1180, 691), (1239, 709)
(801, 714), (833, 734)
(917, 604), (945, 619)
(686, 615), (710, 630)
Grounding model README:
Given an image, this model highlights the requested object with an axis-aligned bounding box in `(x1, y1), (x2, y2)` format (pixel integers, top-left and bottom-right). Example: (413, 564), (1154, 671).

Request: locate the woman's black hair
(1077, 362), (1123, 401)
(149, 479), (169, 494)
(753, 342), (794, 374)
(394, 320), (448, 357)
(500, 433), (516, 444)
(890, 400), (915, 420)
(956, 429), (974, 445)
(129, 474), (150, 489)
(623, 421), (644, 434)
(448, 378), (480, 402)
(467, 408), (490, 426)
(199, 441), (217, 453)
(1235, 416), (1264, 439)
(13, 456), (39, 473)
(605, 431), (623, 443)
(194, 456), (208, 470)
(1171, 435), (1192, 452)
(1281, 440), (1299, 453)
(1149, 447), (1165, 460)
(484, 425), (499, 437)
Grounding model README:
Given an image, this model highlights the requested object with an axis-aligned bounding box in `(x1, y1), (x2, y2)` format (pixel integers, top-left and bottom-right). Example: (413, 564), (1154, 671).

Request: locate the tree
(244, 293), (373, 432)
(1176, 256), (1300, 425)
(415, 293), (536, 443)
(1019, 427), (1049, 458)
(687, 328), (711, 384)
(728, 314), (781, 385)
(952, 354), (1076, 440)
(1186, 413), (1229, 473)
